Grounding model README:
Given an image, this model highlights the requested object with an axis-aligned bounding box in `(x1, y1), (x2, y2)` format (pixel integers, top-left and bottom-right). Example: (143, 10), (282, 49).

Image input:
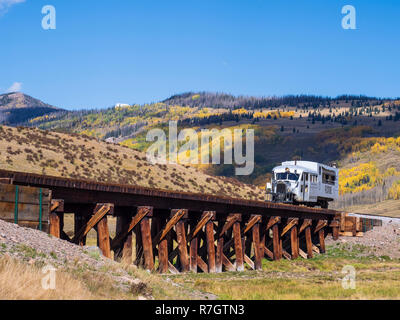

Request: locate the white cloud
(7, 82), (22, 93)
(0, 0), (25, 15)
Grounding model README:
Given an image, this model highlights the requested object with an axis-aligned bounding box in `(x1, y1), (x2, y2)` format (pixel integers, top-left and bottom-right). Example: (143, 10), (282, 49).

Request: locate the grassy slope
(343, 200), (400, 218)
(0, 126), (263, 201)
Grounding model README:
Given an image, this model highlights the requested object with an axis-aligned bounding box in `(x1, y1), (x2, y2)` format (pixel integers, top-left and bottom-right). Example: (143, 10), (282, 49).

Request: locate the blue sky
(0, 0), (399, 110)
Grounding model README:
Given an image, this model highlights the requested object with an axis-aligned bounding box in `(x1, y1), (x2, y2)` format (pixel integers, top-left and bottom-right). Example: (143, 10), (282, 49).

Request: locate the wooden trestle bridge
(0, 170), (342, 274)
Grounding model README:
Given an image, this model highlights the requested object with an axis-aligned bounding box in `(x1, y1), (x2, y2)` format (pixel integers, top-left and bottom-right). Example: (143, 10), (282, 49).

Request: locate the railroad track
(0, 169), (342, 274)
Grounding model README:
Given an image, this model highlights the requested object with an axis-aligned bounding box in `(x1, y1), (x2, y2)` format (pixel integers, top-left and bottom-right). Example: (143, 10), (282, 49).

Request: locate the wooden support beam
(259, 227), (266, 259)
(330, 220), (340, 240)
(74, 215), (88, 246)
(190, 236), (198, 273)
(319, 229), (326, 254)
(340, 213), (346, 232)
(233, 222), (244, 271)
(244, 235), (251, 263)
(166, 229), (174, 260)
(314, 220), (328, 234)
(50, 199), (64, 213)
(226, 248), (235, 260)
(157, 209), (187, 273)
(114, 215), (133, 264)
(73, 203), (114, 244)
(221, 253), (236, 272)
(140, 217), (154, 271)
(198, 232), (208, 261)
(282, 249), (291, 260)
(97, 216), (111, 259)
(219, 214), (241, 237)
(49, 199), (64, 238)
(189, 211), (214, 240)
(263, 247), (274, 260)
(299, 248), (308, 259)
(299, 219), (312, 234)
(216, 237), (224, 273)
(332, 227), (340, 240)
(168, 211), (214, 266)
(60, 230), (70, 242)
(157, 209), (187, 243)
(272, 224), (282, 260)
(111, 206), (152, 250)
(266, 216), (281, 230)
(244, 254), (255, 270)
(168, 261), (179, 274)
(223, 238), (234, 253)
(305, 226), (313, 259)
(188, 219), (199, 273)
(151, 217), (161, 260)
(205, 221), (216, 273)
(197, 255), (209, 273)
(244, 215), (262, 234)
(290, 225), (299, 260)
(340, 231), (364, 237)
(134, 223), (144, 267)
(252, 222), (262, 270)
(176, 220), (190, 272)
(281, 218), (299, 237)
(158, 236), (168, 274)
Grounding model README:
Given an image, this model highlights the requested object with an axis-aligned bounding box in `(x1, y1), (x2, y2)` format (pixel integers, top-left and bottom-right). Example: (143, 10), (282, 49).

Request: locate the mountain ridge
(0, 92), (62, 125)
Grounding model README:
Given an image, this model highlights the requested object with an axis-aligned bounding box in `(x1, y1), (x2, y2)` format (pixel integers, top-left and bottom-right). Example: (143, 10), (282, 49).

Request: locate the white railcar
(266, 161), (339, 209)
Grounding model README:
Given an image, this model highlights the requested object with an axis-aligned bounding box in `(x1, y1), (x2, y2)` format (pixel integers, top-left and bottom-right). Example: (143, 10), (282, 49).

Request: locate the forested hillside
(3, 91), (400, 211)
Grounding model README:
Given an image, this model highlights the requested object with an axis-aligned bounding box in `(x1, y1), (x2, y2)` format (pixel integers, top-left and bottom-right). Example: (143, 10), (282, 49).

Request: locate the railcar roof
(273, 165), (318, 175)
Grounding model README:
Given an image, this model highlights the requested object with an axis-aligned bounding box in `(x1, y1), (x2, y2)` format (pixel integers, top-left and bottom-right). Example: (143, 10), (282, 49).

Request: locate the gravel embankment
(0, 218), (111, 268)
(326, 214), (400, 259)
(0, 219), (216, 300)
(0, 219), (153, 297)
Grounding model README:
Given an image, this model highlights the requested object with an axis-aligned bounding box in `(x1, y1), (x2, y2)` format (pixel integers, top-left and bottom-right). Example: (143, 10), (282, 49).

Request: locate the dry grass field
(161, 243), (400, 300)
(343, 200), (400, 218)
(53, 215), (400, 300)
(0, 125), (263, 200)
(0, 255), (97, 300)
(2, 241), (400, 300)
(0, 253), (208, 300)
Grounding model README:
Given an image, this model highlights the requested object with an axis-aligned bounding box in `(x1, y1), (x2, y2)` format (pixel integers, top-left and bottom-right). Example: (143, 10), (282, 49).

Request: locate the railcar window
(323, 174), (335, 185)
(276, 173), (300, 181)
(301, 173), (309, 181)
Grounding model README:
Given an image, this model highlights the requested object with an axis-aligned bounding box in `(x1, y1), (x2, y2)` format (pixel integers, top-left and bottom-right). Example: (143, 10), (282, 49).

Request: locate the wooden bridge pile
(338, 213), (383, 237)
(49, 202), (339, 273)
